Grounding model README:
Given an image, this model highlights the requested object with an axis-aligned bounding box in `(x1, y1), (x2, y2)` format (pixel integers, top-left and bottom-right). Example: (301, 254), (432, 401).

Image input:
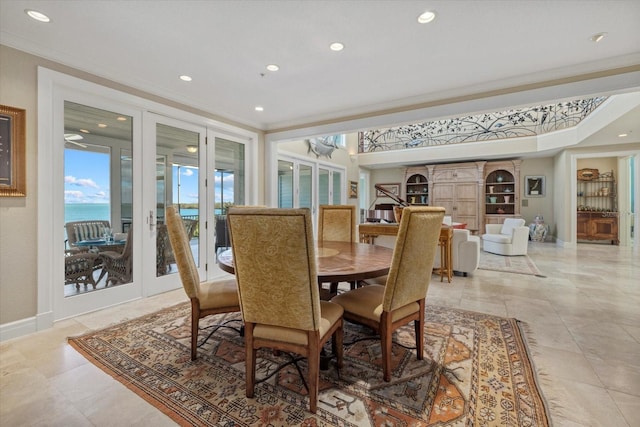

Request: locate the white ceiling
(2, 0), (640, 135)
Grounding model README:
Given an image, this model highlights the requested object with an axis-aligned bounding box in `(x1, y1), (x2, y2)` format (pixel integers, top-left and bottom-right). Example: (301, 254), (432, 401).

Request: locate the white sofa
(481, 218), (529, 256)
(434, 228), (480, 276)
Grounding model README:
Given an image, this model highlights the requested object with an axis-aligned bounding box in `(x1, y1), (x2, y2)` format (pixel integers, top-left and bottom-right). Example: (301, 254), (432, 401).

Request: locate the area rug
(479, 251), (546, 277)
(69, 303), (549, 427)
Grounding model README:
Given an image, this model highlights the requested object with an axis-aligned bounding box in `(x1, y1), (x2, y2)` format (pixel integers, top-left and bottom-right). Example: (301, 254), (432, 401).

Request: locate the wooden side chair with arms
(318, 204), (357, 294)
(227, 207), (344, 413)
(331, 206), (445, 382)
(165, 206), (241, 361)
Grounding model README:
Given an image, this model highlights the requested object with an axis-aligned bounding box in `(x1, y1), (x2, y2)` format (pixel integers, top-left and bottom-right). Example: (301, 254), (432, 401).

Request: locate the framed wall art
(349, 181), (358, 199)
(525, 176), (545, 197)
(375, 183), (400, 197)
(0, 105), (27, 197)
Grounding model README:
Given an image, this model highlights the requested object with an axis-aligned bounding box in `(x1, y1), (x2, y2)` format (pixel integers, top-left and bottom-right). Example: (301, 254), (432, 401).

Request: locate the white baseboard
(0, 317), (37, 342)
(0, 311), (54, 342)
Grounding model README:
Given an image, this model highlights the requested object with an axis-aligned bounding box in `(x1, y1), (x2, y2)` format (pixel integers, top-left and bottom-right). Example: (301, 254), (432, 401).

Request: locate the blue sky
(64, 149), (235, 205)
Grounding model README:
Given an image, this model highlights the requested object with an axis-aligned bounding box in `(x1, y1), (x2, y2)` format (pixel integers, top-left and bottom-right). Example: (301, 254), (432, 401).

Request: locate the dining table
(217, 240), (394, 296)
(72, 238), (127, 253)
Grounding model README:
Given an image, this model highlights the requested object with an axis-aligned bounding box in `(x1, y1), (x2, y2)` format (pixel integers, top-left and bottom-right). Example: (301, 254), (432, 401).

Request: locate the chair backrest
(65, 220), (111, 245)
(383, 206), (445, 312)
(165, 206), (200, 300)
(500, 218), (526, 235)
(318, 205), (356, 243)
(227, 207), (321, 331)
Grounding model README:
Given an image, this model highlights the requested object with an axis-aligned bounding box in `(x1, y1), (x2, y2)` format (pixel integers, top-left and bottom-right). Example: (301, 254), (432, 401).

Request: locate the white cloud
(65, 175), (99, 189)
(182, 169), (194, 177)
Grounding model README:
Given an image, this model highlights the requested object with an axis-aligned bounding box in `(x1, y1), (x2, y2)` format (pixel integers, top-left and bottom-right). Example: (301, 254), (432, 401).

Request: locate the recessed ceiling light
(266, 64), (279, 72)
(417, 10), (436, 24)
(117, 116), (127, 121)
(590, 32), (607, 43)
(330, 42), (344, 51)
(255, 106), (264, 112)
(79, 129), (90, 134)
(25, 9), (50, 22)
(186, 145), (198, 153)
(98, 123), (107, 128)
(618, 133), (628, 137)
(179, 75), (193, 82)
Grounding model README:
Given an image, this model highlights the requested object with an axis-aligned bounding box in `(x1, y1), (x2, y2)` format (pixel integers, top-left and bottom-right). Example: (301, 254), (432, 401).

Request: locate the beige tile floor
(1, 242), (639, 426)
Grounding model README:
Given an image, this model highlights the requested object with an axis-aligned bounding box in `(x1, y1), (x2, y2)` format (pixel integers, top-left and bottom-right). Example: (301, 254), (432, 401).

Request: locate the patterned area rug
(479, 251), (546, 277)
(69, 303), (549, 426)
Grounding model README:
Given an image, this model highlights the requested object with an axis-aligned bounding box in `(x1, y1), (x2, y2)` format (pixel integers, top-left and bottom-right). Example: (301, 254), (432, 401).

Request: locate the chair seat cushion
(331, 284), (419, 323)
(254, 301), (343, 346)
(481, 233), (513, 244)
(198, 279), (240, 310)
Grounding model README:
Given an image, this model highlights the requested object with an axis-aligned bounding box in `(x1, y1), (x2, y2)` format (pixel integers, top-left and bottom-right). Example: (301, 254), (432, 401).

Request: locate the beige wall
(520, 157), (555, 237)
(0, 45), (263, 326)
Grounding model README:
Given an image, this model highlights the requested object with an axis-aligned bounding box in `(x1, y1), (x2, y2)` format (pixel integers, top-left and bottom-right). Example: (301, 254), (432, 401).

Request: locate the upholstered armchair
(434, 229), (480, 276)
(227, 207), (344, 413)
(482, 218), (529, 256)
(331, 206), (445, 382)
(165, 206), (241, 360)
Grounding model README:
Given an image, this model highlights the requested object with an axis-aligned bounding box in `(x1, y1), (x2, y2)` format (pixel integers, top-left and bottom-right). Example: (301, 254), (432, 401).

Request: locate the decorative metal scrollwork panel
(359, 97), (607, 153)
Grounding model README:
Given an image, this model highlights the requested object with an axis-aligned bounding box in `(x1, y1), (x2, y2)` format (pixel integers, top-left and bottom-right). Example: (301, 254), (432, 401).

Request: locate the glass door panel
(156, 123), (200, 277)
(63, 101), (133, 297)
(332, 170), (343, 204)
(299, 164), (313, 210)
(278, 160), (294, 208)
(319, 168), (330, 205)
(213, 137), (245, 255)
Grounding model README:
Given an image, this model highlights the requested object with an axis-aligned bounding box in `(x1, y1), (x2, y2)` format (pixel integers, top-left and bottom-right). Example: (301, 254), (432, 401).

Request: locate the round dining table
(217, 240), (394, 284)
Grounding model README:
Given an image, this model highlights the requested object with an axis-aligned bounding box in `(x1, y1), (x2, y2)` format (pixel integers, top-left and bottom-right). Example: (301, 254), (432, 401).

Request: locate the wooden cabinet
(427, 162), (485, 232)
(403, 167), (429, 205)
(577, 170), (618, 244)
(576, 212), (619, 244)
(483, 160), (521, 227)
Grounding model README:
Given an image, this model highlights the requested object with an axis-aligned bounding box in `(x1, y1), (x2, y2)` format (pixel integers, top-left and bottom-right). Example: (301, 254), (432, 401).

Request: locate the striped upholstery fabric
(65, 220), (111, 246)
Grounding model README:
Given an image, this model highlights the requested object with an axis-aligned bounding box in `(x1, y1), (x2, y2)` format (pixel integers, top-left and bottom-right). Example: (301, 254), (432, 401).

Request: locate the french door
(143, 114), (206, 296)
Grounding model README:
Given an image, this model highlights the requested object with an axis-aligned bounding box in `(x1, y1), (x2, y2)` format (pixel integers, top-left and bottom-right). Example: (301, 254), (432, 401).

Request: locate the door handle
(148, 210), (155, 230)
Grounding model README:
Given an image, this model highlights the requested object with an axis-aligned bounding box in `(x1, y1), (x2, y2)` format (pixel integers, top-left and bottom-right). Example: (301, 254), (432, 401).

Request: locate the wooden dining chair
(165, 206), (241, 360)
(318, 204), (357, 294)
(227, 207), (344, 413)
(331, 206), (445, 381)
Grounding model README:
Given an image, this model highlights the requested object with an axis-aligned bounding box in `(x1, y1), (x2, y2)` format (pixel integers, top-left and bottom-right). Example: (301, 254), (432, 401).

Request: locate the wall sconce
(186, 145), (198, 153)
(349, 154), (357, 163)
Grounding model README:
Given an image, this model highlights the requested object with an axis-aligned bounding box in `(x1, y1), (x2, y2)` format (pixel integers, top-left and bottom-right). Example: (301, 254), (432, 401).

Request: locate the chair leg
(307, 332), (320, 413)
(190, 302), (199, 360)
(415, 299), (425, 360)
(333, 320), (344, 369)
(245, 323), (256, 398)
(380, 312), (393, 382)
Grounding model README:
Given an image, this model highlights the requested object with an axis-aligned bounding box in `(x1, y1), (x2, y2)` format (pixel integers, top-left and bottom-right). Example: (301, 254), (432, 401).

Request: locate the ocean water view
(65, 203), (111, 223)
(65, 204), (205, 224)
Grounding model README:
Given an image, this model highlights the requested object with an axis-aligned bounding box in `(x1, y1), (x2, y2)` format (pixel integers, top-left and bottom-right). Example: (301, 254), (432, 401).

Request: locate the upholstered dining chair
(165, 206), (241, 361)
(227, 207), (344, 413)
(331, 206), (445, 382)
(318, 204), (357, 293)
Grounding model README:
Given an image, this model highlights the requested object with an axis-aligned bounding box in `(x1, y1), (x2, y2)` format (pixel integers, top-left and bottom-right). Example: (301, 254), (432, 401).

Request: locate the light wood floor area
(1, 242), (639, 426)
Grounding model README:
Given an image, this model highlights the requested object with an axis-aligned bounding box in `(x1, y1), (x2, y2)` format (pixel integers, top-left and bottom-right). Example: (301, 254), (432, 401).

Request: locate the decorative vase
(504, 195), (510, 203)
(489, 186), (494, 194)
(489, 196), (498, 204)
(497, 208), (505, 214)
(496, 175), (504, 183)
